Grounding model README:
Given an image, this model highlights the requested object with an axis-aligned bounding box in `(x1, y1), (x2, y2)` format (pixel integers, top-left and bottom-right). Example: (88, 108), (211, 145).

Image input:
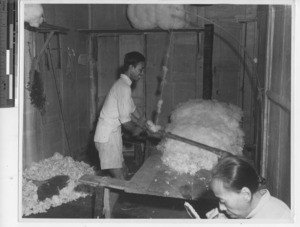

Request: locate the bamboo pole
(47, 42), (72, 158)
(153, 32), (173, 125)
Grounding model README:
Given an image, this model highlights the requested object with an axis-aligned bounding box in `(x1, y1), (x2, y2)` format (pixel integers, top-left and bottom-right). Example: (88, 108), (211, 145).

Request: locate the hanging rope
(27, 31), (55, 115)
(153, 31), (174, 125)
(184, 9), (263, 101)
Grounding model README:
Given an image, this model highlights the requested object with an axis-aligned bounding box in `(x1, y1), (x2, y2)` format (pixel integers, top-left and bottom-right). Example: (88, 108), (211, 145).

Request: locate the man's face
(211, 179), (250, 218)
(130, 62), (145, 81)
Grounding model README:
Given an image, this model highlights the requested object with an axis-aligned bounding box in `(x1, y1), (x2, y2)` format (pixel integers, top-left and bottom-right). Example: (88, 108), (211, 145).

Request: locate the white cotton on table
(158, 99), (244, 175)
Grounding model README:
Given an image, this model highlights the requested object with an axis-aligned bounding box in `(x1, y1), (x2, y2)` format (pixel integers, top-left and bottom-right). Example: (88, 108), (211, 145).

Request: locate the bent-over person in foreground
(206, 155), (291, 219)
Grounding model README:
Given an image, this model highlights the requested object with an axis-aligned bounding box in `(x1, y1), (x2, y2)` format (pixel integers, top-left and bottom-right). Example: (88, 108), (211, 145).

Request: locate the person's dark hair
(123, 51), (145, 72)
(211, 156), (260, 194)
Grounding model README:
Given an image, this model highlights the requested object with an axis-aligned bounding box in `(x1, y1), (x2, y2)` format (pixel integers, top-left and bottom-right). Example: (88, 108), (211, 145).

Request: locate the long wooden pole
(47, 42), (72, 157)
(163, 132), (232, 158)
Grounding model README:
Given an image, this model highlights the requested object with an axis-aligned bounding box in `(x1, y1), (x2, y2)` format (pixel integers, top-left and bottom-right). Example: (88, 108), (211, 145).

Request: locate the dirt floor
(24, 192), (217, 219)
(23, 148), (218, 219)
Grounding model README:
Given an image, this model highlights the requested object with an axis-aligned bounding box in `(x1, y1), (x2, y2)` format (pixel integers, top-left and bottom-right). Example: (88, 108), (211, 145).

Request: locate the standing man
(94, 51), (146, 217)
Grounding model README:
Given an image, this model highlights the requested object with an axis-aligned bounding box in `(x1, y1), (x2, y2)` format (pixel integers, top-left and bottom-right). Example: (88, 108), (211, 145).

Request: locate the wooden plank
(126, 153), (162, 194)
(278, 110), (291, 206)
(126, 151), (212, 200)
(79, 174), (128, 191)
(79, 150), (212, 200)
(91, 5), (131, 30)
(277, 5), (291, 207)
(241, 20), (257, 146)
(195, 31), (204, 99)
(78, 29), (205, 34)
(146, 167), (212, 200)
(261, 6), (274, 178)
(266, 90), (290, 112)
(93, 187), (104, 218)
(264, 6), (291, 206)
(97, 36), (119, 104)
(266, 104), (280, 197)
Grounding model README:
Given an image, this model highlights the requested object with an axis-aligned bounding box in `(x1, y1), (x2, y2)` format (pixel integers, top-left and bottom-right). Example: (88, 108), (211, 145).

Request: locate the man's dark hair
(211, 155), (260, 194)
(123, 51), (145, 71)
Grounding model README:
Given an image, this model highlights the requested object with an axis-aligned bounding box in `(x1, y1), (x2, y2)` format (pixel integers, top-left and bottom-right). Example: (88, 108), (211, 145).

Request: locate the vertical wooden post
(261, 6), (274, 178)
(103, 188), (112, 218)
(89, 35), (98, 130)
(93, 186), (104, 218)
(195, 31), (204, 99)
(203, 24), (214, 100)
(88, 5), (98, 131)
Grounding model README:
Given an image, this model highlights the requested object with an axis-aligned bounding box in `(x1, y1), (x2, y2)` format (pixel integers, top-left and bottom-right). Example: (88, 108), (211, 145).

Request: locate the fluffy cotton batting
(22, 152), (95, 216)
(24, 4), (44, 28)
(127, 4), (187, 30)
(159, 99), (244, 175)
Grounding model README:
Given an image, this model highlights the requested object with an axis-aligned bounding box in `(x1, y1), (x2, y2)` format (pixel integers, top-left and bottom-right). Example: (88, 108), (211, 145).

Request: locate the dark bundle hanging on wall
(27, 70), (46, 115)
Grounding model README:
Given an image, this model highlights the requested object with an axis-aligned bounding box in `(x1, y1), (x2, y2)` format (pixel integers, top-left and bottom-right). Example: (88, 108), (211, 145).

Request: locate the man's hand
(205, 208), (228, 219)
(145, 120), (162, 133)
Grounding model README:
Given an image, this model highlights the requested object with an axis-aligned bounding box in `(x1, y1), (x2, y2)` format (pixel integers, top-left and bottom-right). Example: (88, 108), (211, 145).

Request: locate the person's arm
(131, 107), (146, 127)
(122, 121), (143, 137)
(117, 86), (145, 137)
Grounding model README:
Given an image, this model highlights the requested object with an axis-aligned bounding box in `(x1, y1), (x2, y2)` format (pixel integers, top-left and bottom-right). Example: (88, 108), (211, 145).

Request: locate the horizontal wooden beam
(77, 28), (204, 35)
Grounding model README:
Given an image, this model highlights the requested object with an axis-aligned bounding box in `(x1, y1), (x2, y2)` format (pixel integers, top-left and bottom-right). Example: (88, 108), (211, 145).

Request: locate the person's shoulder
(115, 76), (128, 86)
(265, 194), (291, 219)
(111, 77), (127, 90)
(113, 79), (131, 97)
(269, 195), (290, 210)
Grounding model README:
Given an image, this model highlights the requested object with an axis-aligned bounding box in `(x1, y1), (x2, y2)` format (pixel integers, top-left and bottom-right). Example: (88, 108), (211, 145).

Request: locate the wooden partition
(261, 5), (291, 207)
(22, 5), (90, 168)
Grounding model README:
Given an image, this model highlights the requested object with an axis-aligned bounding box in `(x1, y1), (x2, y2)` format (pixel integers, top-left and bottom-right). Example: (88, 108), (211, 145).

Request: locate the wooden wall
(91, 4), (258, 146)
(23, 5), (90, 168)
(206, 5), (257, 145)
(260, 5), (291, 207)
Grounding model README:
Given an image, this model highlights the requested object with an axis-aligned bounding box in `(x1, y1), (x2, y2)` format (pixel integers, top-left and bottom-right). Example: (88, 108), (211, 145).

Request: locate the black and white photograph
(0, 0), (298, 226)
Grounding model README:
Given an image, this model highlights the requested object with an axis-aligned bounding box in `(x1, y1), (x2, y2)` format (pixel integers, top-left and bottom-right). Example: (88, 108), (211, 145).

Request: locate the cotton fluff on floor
(158, 99), (244, 175)
(22, 153), (95, 216)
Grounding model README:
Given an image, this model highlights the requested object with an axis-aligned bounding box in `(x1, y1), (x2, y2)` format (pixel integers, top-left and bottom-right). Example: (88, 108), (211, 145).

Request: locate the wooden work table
(79, 149), (214, 217)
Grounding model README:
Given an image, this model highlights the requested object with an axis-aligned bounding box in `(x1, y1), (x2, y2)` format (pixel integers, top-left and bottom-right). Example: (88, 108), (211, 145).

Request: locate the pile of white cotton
(159, 99), (244, 175)
(24, 4), (44, 28)
(22, 152), (95, 216)
(127, 4), (187, 30)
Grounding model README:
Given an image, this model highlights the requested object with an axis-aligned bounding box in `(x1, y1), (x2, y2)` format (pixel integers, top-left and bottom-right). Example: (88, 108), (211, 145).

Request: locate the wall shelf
(25, 22), (69, 34)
